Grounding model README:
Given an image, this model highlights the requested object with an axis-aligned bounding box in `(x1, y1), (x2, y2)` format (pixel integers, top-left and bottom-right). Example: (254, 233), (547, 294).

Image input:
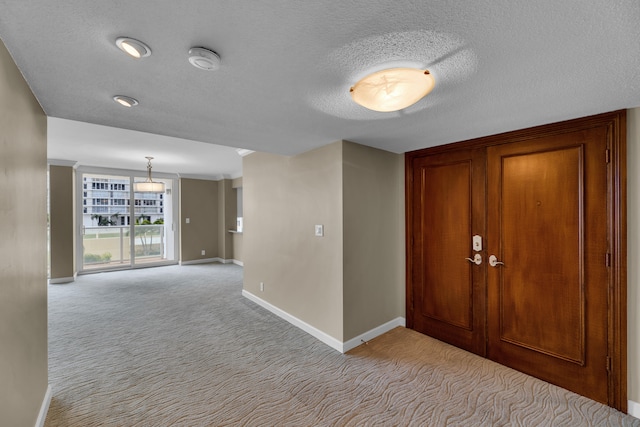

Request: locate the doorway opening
(78, 168), (178, 272)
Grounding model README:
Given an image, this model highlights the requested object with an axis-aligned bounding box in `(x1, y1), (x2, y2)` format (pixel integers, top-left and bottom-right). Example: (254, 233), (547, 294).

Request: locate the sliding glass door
(79, 168), (178, 272)
(132, 182), (173, 265)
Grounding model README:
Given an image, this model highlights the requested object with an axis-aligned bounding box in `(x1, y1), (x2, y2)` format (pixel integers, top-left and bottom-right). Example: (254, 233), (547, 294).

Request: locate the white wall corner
(35, 384), (52, 427)
(629, 400), (640, 419)
(236, 148), (255, 157)
(47, 159), (77, 167)
(342, 317), (407, 353)
(242, 290), (344, 352)
(177, 173), (223, 181)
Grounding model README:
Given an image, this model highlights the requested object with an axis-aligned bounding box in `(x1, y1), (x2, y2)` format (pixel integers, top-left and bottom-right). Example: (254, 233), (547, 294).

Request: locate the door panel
(499, 147), (584, 362)
(410, 149), (486, 355)
(406, 111), (626, 410)
(487, 129), (609, 403)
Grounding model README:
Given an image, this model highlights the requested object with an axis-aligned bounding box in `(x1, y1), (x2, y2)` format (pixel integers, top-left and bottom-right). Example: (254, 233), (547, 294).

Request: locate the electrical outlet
(315, 224), (324, 237)
(201, 250), (205, 256)
(260, 282), (264, 292)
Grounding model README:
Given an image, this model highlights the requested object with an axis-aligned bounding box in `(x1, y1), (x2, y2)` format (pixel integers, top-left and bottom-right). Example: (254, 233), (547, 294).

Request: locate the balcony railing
(82, 225), (165, 269)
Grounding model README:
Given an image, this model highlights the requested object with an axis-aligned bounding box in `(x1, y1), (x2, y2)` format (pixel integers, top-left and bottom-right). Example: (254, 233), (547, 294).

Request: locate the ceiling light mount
(113, 95), (139, 107)
(133, 157), (165, 193)
(350, 67), (435, 112)
(188, 47), (221, 71)
(116, 37), (151, 59)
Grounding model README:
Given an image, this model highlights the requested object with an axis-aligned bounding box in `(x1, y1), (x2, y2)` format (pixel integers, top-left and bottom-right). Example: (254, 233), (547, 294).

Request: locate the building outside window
(82, 176), (164, 227)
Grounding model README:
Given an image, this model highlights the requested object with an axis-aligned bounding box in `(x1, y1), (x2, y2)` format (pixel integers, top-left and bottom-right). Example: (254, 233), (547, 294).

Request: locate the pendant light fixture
(350, 68), (435, 112)
(133, 157), (165, 193)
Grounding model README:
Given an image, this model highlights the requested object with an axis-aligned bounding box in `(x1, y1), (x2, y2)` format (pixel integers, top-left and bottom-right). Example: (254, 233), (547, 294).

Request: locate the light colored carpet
(45, 263), (639, 426)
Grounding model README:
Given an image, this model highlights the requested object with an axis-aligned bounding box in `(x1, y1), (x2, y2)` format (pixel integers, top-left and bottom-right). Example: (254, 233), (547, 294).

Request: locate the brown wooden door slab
(408, 148), (486, 356)
(406, 111), (626, 410)
(486, 129), (609, 404)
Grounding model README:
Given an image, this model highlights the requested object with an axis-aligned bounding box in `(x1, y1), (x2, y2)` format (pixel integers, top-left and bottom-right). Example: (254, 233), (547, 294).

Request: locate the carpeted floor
(45, 263), (639, 426)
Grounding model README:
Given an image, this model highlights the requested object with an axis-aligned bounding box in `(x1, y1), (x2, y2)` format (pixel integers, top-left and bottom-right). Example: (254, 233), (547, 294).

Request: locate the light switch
(186, 218), (190, 224)
(315, 224), (324, 237)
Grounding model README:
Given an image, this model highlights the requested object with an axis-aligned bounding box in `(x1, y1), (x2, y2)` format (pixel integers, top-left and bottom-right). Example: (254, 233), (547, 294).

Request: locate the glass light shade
(350, 68), (435, 112)
(121, 41), (141, 58)
(133, 181), (165, 193)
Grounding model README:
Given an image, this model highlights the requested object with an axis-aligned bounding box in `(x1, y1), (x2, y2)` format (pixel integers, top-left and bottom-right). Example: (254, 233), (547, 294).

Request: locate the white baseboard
(242, 290), (405, 354)
(48, 276), (75, 284)
(180, 257), (219, 265)
(342, 317), (406, 352)
(35, 384), (51, 427)
(242, 290), (344, 352)
(180, 258), (240, 266)
(180, 257), (244, 266)
(629, 400), (640, 419)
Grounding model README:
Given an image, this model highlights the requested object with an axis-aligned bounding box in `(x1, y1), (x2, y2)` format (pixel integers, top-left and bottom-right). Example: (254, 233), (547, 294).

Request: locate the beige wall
(244, 144), (345, 340)
(49, 165), (75, 281)
(243, 141), (406, 342)
(628, 107), (640, 405)
(342, 141), (405, 340)
(180, 178), (219, 262)
(232, 177), (243, 263)
(232, 232), (243, 263)
(0, 39), (48, 426)
(217, 179), (236, 260)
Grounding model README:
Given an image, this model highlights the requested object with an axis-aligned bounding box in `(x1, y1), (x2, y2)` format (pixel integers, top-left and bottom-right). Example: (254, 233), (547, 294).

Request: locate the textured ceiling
(1, 1), (639, 176)
(47, 117), (243, 178)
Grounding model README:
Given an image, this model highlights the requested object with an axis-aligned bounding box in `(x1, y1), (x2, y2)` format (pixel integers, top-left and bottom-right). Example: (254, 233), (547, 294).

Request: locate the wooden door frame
(405, 110), (627, 411)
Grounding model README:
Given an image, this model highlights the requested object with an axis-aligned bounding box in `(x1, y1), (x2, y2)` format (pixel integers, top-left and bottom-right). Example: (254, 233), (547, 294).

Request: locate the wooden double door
(406, 111), (626, 410)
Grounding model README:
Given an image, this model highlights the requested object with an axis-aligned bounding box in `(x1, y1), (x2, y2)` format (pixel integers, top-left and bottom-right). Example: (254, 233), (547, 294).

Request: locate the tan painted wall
(232, 177), (243, 262)
(49, 165), (75, 281)
(627, 107), (640, 405)
(217, 179), (236, 260)
(180, 178), (219, 262)
(244, 121), (638, 406)
(342, 141), (405, 340)
(232, 232), (243, 263)
(243, 144), (345, 340)
(0, 39), (48, 427)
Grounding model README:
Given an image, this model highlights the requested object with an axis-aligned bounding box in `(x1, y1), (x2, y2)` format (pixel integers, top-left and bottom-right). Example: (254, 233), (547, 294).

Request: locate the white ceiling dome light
(115, 37), (151, 59)
(188, 47), (221, 71)
(350, 68), (435, 112)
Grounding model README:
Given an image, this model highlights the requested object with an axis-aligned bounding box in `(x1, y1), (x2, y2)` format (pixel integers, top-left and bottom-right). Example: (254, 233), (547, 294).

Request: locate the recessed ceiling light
(116, 37), (151, 59)
(188, 47), (221, 71)
(113, 95), (139, 107)
(350, 68), (435, 112)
